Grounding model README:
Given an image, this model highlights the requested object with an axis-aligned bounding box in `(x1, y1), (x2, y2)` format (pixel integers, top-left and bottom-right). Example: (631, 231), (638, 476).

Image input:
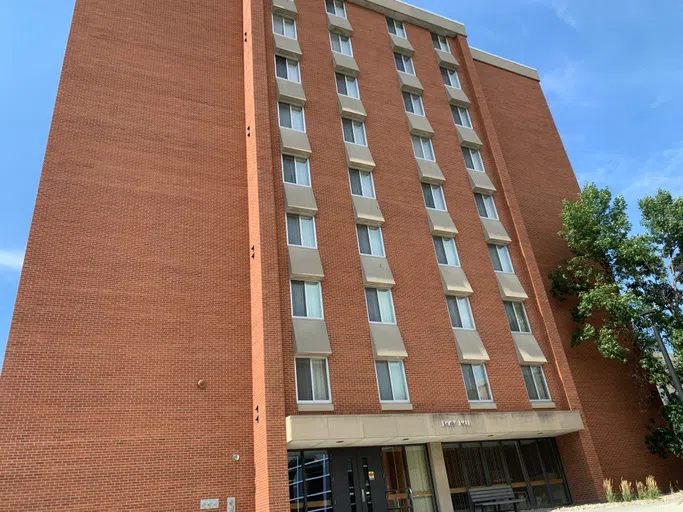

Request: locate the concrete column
(428, 442), (454, 512)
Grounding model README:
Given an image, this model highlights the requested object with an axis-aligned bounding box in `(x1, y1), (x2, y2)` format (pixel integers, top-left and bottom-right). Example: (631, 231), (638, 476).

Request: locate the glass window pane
(376, 361), (393, 400)
(532, 366), (550, 400)
(405, 57), (414, 74)
(499, 246), (513, 273)
(431, 32), (439, 49)
(444, 238), (459, 266)
(504, 301), (520, 331)
(520, 440), (551, 507)
(336, 72), (347, 95)
(473, 364), (491, 400)
(331, 33), (341, 53)
(457, 297), (474, 329)
(389, 361), (408, 400)
(451, 105), (463, 126)
(305, 281), (322, 318)
(432, 186), (446, 210)
(368, 227), (384, 256)
(459, 107), (471, 128)
(447, 296), (463, 328)
(300, 217), (315, 247)
(461, 147), (474, 169)
(440, 67), (451, 86)
(273, 14), (284, 35)
(471, 149), (484, 170)
(284, 18), (295, 38)
(421, 183), (434, 208)
(353, 121), (366, 145)
(394, 53), (404, 72)
(282, 155), (296, 183)
(276, 56), (288, 78)
(347, 76), (359, 98)
(291, 106), (304, 131)
(325, 0), (335, 14)
(402, 92), (413, 113)
(279, 102), (291, 128)
(287, 214), (302, 245)
(412, 136), (425, 159)
(386, 17), (396, 35)
(378, 289), (395, 323)
(522, 366), (539, 400)
(349, 169), (362, 195)
(288, 60), (300, 82)
(296, 358), (313, 401)
(405, 446), (435, 512)
(291, 281), (306, 317)
(288, 452), (305, 511)
(303, 451), (333, 510)
(462, 364), (479, 400)
(365, 288), (381, 322)
(341, 35), (351, 55)
(357, 225), (371, 255)
(483, 195), (496, 218)
(294, 158), (309, 186)
(433, 237), (447, 265)
(423, 138), (434, 160)
(311, 359), (330, 401)
(359, 171), (373, 197)
(489, 245), (503, 272)
(414, 96), (424, 116)
(515, 302), (530, 332)
(342, 118), (354, 142)
(474, 194), (488, 217)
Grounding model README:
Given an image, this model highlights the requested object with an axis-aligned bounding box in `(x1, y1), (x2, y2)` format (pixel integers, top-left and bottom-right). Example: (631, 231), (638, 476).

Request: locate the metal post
(652, 324), (683, 404)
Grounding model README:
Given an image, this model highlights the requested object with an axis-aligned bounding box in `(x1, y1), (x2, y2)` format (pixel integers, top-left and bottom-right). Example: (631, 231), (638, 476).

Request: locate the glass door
(331, 448), (388, 512)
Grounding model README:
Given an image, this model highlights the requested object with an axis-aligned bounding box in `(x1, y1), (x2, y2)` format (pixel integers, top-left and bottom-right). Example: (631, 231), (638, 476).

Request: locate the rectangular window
(291, 280), (324, 319)
(447, 296), (475, 329)
(275, 55), (301, 82)
(295, 357), (331, 402)
(386, 17), (407, 38)
(287, 214), (317, 248)
(330, 32), (353, 56)
(375, 360), (409, 402)
(451, 105), (472, 128)
(422, 183), (446, 211)
(336, 72), (360, 99)
(521, 365), (551, 401)
(474, 193), (498, 219)
(412, 136), (435, 161)
(504, 301), (531, 333)
(342, 118), (367, 145)
(462, 146), (485, 171)
(365, 288), (396, 323)
(273, 13), (297, 38)
(349, 168), (375, 198)
(394, 52), (415, 75)
(325, 0), (346, 17)
(282, 155), (311, 186)
(488, 244), (514, 273)
(462, 363), (492, 401)
(431, 32), (450, 52)
(402, 92), (425, 116)
(278, 102), (305, 132)
(357, 225), (385, 257)
(433, 236), (460, 266)
(440, 67), (461, 88)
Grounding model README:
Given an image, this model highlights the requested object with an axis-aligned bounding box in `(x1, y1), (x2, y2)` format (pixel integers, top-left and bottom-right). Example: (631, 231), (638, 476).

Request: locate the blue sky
(1, 0), (682, 369)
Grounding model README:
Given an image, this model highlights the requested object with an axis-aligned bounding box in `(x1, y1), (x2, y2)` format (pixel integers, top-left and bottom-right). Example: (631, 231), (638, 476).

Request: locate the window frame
(403, 92), (425, 116)
(433, 236), (460, 267)
(341, 117), (368, 146)
(295, 357), (333, 404)
(278, 102), (306, 132)
(451, 105), (472, 128)
(275, 55), (301, 83)
(521, 365), (552, 402)
(447, 295), (476, 330)
(461, 363), (494, 402)
(290, 280), (325, 319)
(431, 32), (450, 52)
(440, 67), (461, 89)
(412, 135), (435, 161)
(356, 224), (386, 257)
(335, 72), (360, 99)
(422, 183), (447, 211)
(375, 359), (410, 403)
(365, 287), (397, 325)
(474, 193), (498, 219)
(488, 244), (514, 274)
(281, 154), (312, 187)
(386, 17), (407, 38)
(325, 0), (346, 18)
(394, 52), (416, 75)
(348, 168), (376, 198)
(504, 300), (531, 333)
(462, 146), (485, 172)
(272, 13), (297, 39)
(330, 31), (353, 56)
(286, 213), (318, 249)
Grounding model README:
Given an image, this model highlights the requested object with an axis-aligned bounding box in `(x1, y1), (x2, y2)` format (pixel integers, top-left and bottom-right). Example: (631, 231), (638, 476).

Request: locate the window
(402, 92), (425, 116)
(462, 363), (492, 401)
(282, 155), (311, 186)
(474, 193), (497, 219)
(278, 102), (305, 131)
(291, 281), (323, 318)
(504, 301), (531, 333)
(433, 236), (460, 266)
(295, 358), (331, 402)
(440, 67), (461, 88)
(275, 55), (301, 82)
(375, 360), (409, 402)
(330, 32), (353, 56)
(335, 72), (360, 99)
(357, 225), (385, 257)
(412, 136), (435, 161)
(325, 0), (346, 18)
(349, 168), (375, 198)
(488, 244), (514, 273)
(386, 17), (406, 38)
(273, 14), (296, 38)
(451, 105), (472, 128)
(394, 52), (415, 75)
(521, 365), (551, 401)
(365, 288), (396, 323)
(342, 118), (367, 145)
(447, 296), (475, 329)
(431, 32), (450, 52)
(287, 214), (316, 248)
(462, 147), (485, 172)
(422, 183), (446, 211)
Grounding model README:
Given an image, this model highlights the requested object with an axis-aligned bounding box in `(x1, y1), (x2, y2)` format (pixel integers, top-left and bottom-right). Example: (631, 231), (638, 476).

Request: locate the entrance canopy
(287, 410), (583, 449)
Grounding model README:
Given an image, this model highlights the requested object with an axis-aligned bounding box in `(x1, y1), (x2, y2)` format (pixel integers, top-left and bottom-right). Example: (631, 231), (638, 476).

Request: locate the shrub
(636, 481), (646, 500)
(603, 479), (618, 503)
(621, 479), (634, 502)
(646, 476), (661, 499)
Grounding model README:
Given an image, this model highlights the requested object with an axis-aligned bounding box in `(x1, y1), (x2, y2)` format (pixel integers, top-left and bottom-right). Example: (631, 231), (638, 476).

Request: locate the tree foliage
(550, 184), (683, 458)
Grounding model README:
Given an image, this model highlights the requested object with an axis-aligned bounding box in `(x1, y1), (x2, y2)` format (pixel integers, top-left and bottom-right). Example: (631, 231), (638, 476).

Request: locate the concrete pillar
(428, 442), (454, 512)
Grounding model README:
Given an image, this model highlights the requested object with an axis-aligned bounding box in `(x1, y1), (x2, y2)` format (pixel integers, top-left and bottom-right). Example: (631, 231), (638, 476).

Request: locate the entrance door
(331, 448), (388, 512)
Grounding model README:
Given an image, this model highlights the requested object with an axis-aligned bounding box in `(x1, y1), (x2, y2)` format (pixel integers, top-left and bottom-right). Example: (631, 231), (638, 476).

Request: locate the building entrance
(330, 448), (388, 512)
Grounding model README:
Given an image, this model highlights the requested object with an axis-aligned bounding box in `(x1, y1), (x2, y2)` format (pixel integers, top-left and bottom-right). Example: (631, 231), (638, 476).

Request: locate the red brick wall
(475, 59), (683, 491)
(0, 0), (255, 509)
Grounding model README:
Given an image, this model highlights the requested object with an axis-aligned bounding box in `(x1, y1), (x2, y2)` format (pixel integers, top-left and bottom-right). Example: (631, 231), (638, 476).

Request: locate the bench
(469, 485), (526, 512)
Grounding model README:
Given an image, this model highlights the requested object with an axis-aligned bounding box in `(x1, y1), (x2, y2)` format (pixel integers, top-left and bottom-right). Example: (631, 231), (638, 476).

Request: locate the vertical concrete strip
(428, 442), (455, 512)
(243, 0), (289, 510)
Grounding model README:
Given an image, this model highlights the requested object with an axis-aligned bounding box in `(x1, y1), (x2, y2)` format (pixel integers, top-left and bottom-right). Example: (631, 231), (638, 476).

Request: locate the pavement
(542, 493), (683, 511)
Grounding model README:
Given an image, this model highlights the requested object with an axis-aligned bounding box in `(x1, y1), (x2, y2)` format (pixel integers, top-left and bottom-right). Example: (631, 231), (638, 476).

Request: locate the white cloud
(541, 61), (594, 107)
(528, 0), (578, 28)
(0, 250), (24, 271)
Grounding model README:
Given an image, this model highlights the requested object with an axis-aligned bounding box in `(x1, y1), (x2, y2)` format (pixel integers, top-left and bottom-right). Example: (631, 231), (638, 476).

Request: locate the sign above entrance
(441, 419), (472, 427)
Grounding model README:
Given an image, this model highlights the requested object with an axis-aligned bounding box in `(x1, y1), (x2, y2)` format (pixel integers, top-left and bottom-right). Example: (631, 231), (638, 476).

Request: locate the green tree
(550, 184), (683, 458)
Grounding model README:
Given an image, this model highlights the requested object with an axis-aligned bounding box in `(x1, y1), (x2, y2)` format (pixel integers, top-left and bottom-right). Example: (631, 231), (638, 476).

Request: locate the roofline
(470, 47), (541, 81)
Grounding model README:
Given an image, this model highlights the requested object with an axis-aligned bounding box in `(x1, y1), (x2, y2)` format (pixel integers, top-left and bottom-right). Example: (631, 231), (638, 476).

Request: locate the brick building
(0, 0), (680, 510)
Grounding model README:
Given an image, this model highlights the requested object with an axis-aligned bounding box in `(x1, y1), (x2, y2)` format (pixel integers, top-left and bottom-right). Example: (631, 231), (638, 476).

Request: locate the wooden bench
(468, 485), (526, 512)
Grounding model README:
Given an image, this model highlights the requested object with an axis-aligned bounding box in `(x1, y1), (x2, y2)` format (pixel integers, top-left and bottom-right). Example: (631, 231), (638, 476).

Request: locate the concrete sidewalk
(543, 492), (683, 511)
